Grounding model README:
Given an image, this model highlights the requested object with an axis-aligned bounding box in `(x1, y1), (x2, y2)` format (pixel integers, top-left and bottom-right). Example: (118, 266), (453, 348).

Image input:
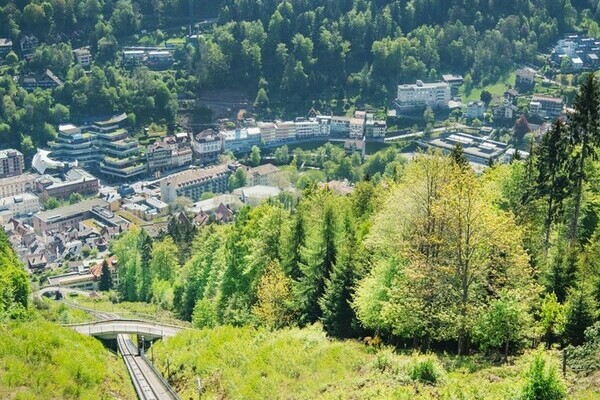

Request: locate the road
(117, 334), (179, 400)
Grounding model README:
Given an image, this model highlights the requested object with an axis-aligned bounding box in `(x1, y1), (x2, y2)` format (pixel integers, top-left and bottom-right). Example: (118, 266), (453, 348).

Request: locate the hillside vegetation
(152, 325), (598, 400)
(0, 319), (135, 399)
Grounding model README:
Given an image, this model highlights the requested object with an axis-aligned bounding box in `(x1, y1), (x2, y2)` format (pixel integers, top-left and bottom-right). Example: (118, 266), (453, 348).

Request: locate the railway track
(117, 334), (179, 400)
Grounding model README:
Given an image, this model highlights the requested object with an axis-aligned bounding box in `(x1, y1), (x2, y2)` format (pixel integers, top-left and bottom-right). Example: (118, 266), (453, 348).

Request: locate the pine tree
(98, 260), (112, 291)
(281, 210), (305, 280)
(568, 73), (600, 241)
(137, 230), (153, 302)
(449, 143), (469, 169)
(320, 215), (358, 338)
(536, 120), (571, 249)
(296, 204), (337, 324)
(563, 289), (596, 346)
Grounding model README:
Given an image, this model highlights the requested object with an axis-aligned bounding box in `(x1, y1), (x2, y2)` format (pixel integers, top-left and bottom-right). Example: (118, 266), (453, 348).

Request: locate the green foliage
(407, 354), (445, 385)
(521, 353), (567, 400)
(563, 289), (596, 347)
(68, 192), (83, 204)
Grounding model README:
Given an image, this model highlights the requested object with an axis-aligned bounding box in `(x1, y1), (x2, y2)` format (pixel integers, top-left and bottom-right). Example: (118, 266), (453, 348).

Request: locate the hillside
(0, 319), (135, 400)
(152, 325), (599, 400)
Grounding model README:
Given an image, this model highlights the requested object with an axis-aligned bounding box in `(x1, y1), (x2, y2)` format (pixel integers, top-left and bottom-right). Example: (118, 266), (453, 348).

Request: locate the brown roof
(90, 255), (118, 278)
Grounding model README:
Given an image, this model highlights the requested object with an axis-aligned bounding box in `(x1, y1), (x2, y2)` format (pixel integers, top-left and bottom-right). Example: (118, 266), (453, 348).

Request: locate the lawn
(461, 71), (517, 102)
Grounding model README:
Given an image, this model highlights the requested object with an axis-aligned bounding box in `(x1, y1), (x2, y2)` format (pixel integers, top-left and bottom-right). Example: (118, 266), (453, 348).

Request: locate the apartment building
(73, 47), (92, 66)
(530, 95), (564, 119)
(49, 124), (98, 165)
(294, 118), (321, 138)
(257, 122), (277, 144)
(330, 116), (351, 135)
(160, 164), (236, 203)
(192, 129), (224, 164)
(274, 121), (296, 142)
(0, 149), (24, 178)
(395, 80), (451, 110)
(466, 101), (486, 119)
(349, 117), (365, 139)
(223, 127), (261, 153)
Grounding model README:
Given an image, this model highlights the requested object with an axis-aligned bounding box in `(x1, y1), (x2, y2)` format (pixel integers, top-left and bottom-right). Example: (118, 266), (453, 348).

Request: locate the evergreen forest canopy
(1, 0), (600, 153)
(106, 75), (600, 361)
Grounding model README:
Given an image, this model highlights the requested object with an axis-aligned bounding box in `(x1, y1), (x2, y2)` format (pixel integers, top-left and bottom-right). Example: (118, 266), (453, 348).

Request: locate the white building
(73, 48), (92, 66)
(349, 118), (365, 139)
(0, 173), (37, 198)
(396, 80), (451, 110)
(466, 101), (486, 119)
(330, 116), (351, 135)
(0, 193), (40, 223)
(294, 119), (321, 138)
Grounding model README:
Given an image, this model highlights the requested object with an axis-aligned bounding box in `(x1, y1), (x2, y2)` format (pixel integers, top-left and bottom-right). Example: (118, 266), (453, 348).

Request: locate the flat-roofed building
(294, 118), (321, 138)
(274, 121), (296, 141)
(0, 149), (24, 178)
(396, 80), (451, 110)
(0, 173), (37, 198)
(36, 168), (99, 201)
(49, 124), (98, 165)
(223, 127), (261, 153)
(0, 192), (40, 223)
(160, 164), (236, 203)
(257, 122), (277, 144)
(530, 95), (564, 119)
(33, 198), (108, 233)
(330, 116), (351, 135)
(73, 47), (92, 66)
(349, 117), (365, 139)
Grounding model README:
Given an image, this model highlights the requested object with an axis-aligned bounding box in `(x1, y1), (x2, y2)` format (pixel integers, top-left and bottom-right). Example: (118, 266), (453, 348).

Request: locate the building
(36, 168), (99, 200)
(223, 127), (261, 153)
(551, 34), (600, 71)
(160, 164), (236, 203)
(147, 142), (173, 172)
(33, 198), (108, 233)
(349, 117), (365, 139)
(425, 132), (508, 165)
(192, 129), (224, 164)
(246, 164), (281, 186)
(19, 35), (39, 55)
(0, 149), (24, 178)
(49, 124), (98, 165)
(364, 113), (386, 138)
(257, 122), (277, 144)
(20, 69), (63, 91)
(294, 118), (321, 139)
(73, 47), (92, 66)
(233, 185), (282, 206)
(442, 74), (464, 97)
(146, 50), (174, 69)
(466, 101), (486, 119)
(530, 95), (564, 120)
(0, 193), (40, 223)
(0, 173), (37, 198)
(330, 116), (351, 135)
(123, 50), (145, 66)
(0, 38), (12, 56)
(515, 68), (535, 92)
(274, 121), (296, 142)
(395, 80), (451, 110)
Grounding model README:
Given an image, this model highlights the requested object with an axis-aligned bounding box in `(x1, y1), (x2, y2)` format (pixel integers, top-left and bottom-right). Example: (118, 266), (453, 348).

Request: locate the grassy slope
(152, 325), (600, 400)
(0, 319), (135, 400)
(461, 71), (517, 102)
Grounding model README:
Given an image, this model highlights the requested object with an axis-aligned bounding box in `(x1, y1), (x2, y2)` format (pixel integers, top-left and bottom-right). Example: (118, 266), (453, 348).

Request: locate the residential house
(0, 38), (12, 56)
(73, 47), (92, 66)
(466, 101), (486, 119)
(20, 69), (63, 91)
(530, 95), (564, 120)
(515, 68), (535, 92)
(441, 74), (464, 97)
(19, 35), (39, 55)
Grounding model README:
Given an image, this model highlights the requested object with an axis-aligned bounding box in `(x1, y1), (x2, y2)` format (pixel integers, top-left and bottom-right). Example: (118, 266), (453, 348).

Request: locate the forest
(100, 76), (600, 374)
(1, 0), (600, 153)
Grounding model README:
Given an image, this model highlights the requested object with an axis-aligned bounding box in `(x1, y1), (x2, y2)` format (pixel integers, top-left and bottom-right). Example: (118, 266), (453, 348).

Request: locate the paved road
(117, 334), (179, 400)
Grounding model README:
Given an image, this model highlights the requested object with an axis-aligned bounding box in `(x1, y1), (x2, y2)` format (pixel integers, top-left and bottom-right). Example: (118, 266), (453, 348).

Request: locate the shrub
(521, 353), (566, 400)
(407, 354), (445, 385)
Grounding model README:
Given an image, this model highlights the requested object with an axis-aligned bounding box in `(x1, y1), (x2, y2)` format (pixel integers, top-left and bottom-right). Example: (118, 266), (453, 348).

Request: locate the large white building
(274, 121), (296, 142)
(0, 192), (40, 223)
(257, 122), (277, 144)
(396, 80), (451, 110)
(294, 119), (321, 138)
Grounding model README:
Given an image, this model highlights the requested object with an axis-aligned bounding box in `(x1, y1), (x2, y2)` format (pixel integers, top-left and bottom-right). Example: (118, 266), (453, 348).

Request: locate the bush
(521, 353), (566, 400)
(407, 354), (445, 385)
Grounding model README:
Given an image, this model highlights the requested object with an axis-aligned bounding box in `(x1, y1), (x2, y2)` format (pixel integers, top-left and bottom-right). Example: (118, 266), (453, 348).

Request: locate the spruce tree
(536, 120), (571, 249)
(563, 289), (596, 346)
(449, 143), (469, 169)
(98, 260), (112, 291)
(137, 230), (153, 302)
(281, 210), (305, 280)
(568, 73), (600, 241)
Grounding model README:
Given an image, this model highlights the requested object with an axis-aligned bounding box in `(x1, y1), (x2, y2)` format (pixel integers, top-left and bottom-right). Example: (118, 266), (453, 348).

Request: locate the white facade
(0, 173), (37, 198)
(0, 192), (40, 222)
(74, 49), (92, 66)
(349, 118), (365, 139)
(294, 119), (321, 138)
(466, 101), (486, 119)
(396, 80), (451, 109)
(330, 116), (351, 134)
